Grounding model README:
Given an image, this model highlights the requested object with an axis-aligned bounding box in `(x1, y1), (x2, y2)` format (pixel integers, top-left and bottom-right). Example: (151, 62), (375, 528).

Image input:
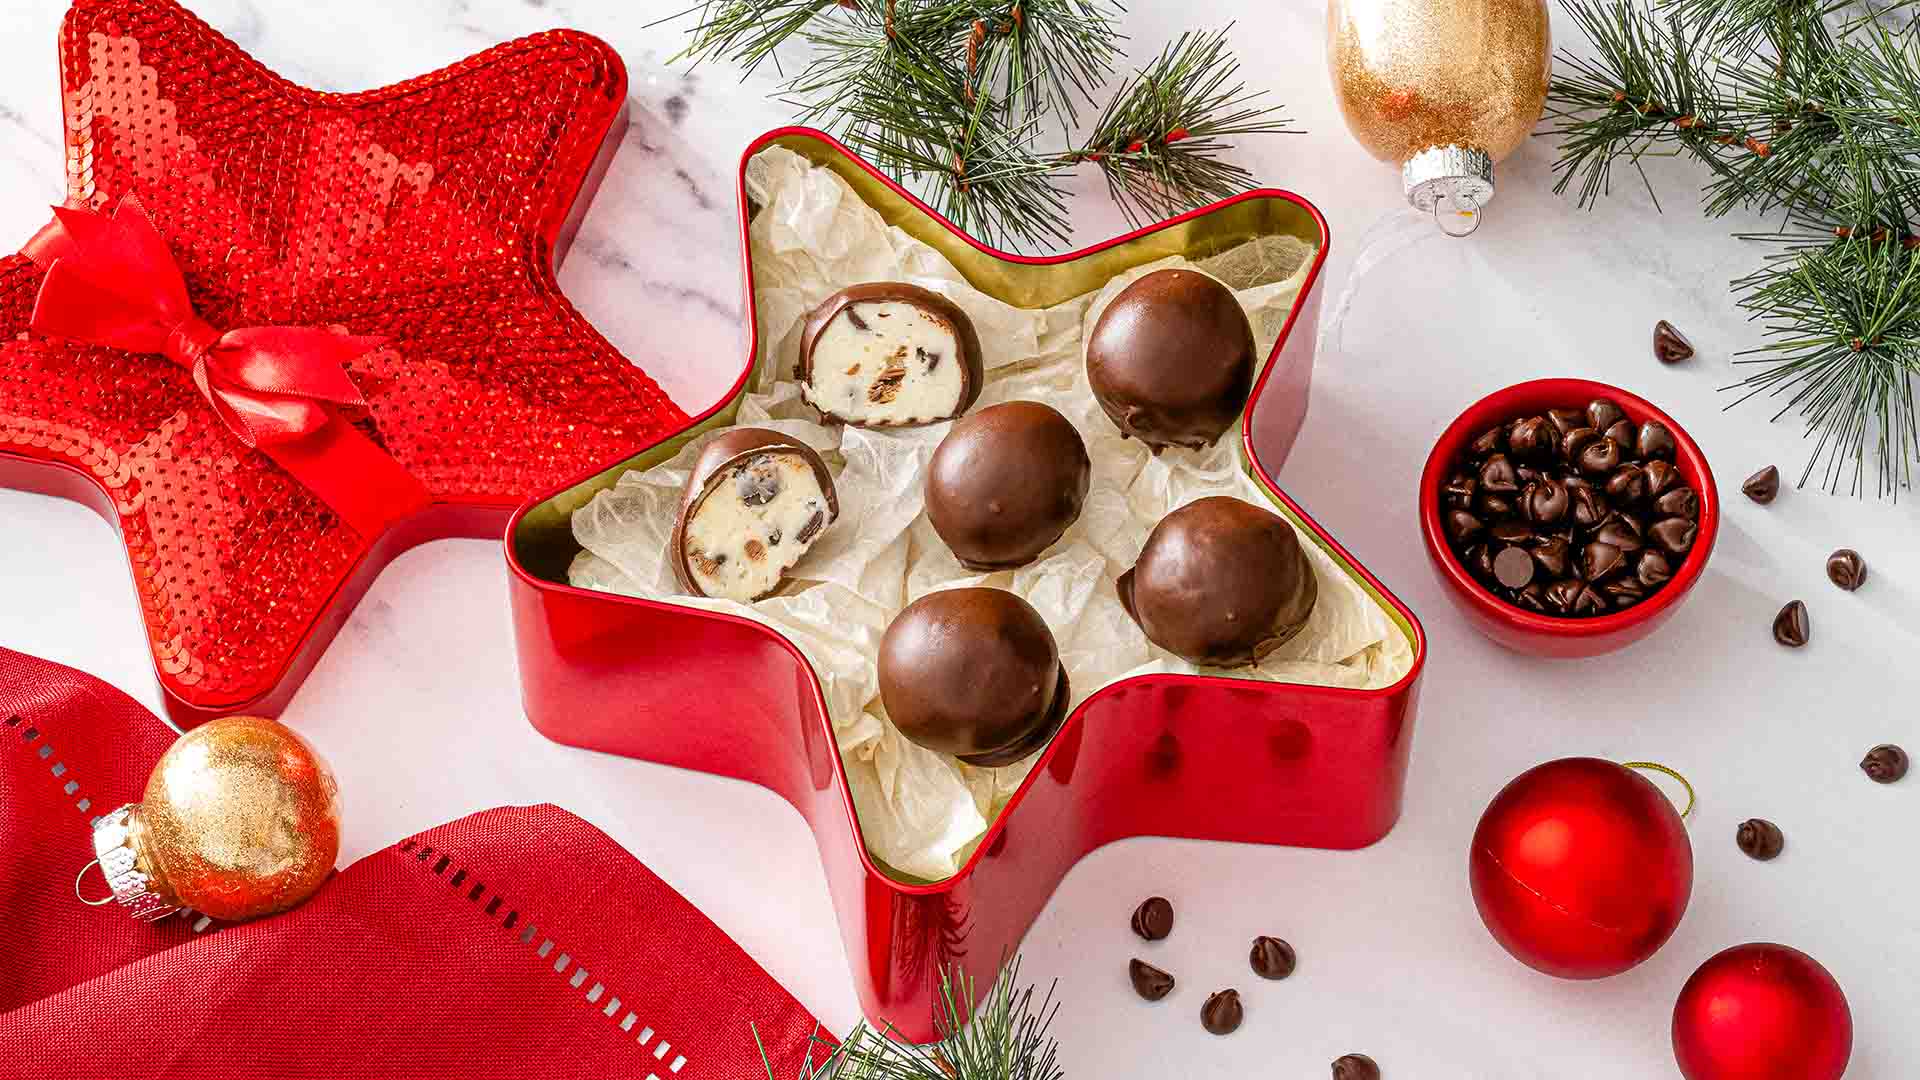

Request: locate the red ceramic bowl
(1419, 379), (1718, 658)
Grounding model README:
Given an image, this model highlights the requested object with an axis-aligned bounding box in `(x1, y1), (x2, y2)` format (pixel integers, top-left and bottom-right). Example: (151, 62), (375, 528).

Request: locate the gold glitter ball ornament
(1327, 0), (1551, 233)
(87, 716), (341, 922)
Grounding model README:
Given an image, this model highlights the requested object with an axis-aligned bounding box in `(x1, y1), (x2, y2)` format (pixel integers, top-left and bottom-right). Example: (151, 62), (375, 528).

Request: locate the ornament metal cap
(88, 804), (181, 921)
(1403, 145), (1495, 237)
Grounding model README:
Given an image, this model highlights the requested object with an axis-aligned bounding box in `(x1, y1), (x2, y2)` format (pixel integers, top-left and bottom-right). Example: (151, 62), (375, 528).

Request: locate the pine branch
(1547, 0), (1920, 496)
(758, 958), (1063, 1080)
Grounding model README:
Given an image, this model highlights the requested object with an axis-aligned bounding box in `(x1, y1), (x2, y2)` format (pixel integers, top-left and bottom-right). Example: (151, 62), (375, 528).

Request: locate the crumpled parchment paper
(568, 146), (1415, 881)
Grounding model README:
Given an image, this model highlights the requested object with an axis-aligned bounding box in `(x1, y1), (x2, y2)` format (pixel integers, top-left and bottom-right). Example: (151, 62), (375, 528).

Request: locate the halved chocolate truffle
(1119, 496), (1318, 666)
(878, 588), (1070, 767)
(926, 401), (1091, 571)
(797, 282), (984, 427)
(1085, 269), (1256, 453)
(672, 429), (838, 602)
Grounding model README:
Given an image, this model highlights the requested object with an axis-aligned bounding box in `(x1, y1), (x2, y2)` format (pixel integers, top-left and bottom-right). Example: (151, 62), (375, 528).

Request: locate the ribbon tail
(262, 420), (431, 539)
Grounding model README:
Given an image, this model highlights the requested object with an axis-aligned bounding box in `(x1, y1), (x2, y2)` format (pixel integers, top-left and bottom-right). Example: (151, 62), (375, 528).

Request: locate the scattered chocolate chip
(1200, 990), (1243, 1035)
(1861, 744), (1909, 784)
(1250, 936), (1296, 980)
(1736, 818), (1785, 860)
(1586, 398), (1627, 433)
(1653, 320), (1695, 363)
(1129, 959), (1175, 1001)
(1636, 420), (1677, 460)
(1826, 549), (1866, 591)
(1742, 465), (1780, 504)
(1493, 546), (1536, 589)
(1333, 1053), (1382, 1080)
(1772, 600), (1810, 647)
(1130, 896), (1174, 941)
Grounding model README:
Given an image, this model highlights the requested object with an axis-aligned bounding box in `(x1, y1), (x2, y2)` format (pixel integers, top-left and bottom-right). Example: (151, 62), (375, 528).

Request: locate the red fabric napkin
(0, 647), (827, 1078)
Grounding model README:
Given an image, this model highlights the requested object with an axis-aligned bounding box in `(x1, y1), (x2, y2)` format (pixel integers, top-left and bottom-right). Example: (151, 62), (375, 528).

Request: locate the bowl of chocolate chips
(1420, 379), (1718, 658)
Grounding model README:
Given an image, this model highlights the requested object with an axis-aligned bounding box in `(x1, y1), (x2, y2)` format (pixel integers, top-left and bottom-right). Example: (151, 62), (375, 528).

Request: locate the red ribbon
(23, 196), (430, 535)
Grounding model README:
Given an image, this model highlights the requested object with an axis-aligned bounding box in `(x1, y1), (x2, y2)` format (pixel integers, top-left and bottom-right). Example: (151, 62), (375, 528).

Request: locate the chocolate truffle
(878, 588), (1069, 767)
(1119, 496), (1319, 667)
(797, 282), (984, 427)
(672, 429), (838, 602)
(926, 401), (1091, 570)
(1085, 269), (1256, 453)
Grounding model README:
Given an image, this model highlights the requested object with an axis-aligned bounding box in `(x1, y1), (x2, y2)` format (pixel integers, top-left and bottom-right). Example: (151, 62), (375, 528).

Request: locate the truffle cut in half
(797, 282), (984, 427)
(672, 428), (838, 602)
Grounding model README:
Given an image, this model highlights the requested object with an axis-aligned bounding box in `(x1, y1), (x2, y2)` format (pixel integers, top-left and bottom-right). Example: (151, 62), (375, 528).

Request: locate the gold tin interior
(513, 132), (1416, 658)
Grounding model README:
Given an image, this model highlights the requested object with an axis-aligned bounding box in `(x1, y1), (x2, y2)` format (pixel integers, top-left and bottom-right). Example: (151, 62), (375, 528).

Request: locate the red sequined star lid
(0, 0), (691, 725)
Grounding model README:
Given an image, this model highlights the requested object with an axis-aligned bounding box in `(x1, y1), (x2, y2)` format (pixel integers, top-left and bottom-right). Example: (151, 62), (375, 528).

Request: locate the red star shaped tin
(0, 0), (689, 726)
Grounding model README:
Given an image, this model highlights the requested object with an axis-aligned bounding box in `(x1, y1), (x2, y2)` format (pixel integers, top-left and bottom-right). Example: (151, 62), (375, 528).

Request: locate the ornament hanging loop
(1622, 760), (1696, 818)
(74, 858), (116, 906)
(1434, 191), (1483, 238)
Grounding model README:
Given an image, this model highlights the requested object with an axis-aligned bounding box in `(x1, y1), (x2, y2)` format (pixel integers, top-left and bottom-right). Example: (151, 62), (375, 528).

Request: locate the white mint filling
(682, 452), (834, 601)
(802, 299), (965, 425)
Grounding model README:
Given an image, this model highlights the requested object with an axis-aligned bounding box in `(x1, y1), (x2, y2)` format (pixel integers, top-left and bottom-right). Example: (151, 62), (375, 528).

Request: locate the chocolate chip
(1649, 516), (1696, 555)
(1586, 398), (1627, 433)
(1653, 320), (1695, 363)
(1544, 578), (1583, 614)
(1736, 818), (1784, 860)
(1444, 509), (1484, 545)
(1507, 416), (1554, 458)
(1603, 419), (1637, 448)
(1571, 583), (1609, 615)
(1494, 546), (1536, 589)
(1636, 420), (1677, 460)
(1470, 426), (1505, 457)
(1560, 426), (1601, 463)
(1546, 408), (1585, 437)
(1515, 582), (1551, 611)
(1489, 521), (1535, 547)
(1463, 543), (1496, 581)
(796, 508), (827, 545)
(1742, 465), (1780, 504)
(1593, 516), (1644, 553)
(1476, 493), (1515, 519)
(1826, 549), (1866, 591)
(1861, 744), (1909, 784)
(845, 306), (871, 332)
(1642, 459), (1681, 498)
(1604, 464), (1648, 503)
(916, 345), (940, 372)
(735, 459), (783, 506)
(1582, 541), (1627, 581)
(1636, 548), (1673, 587)
(1249, 936), (1296, 980)
(1130, 896), (1173, 941)
(1129, 959), (1175, 1001)
(1569, 485), (1610, 529)
(1200, 990), (1243, 1035)
(1653, 486), (1698, 519)
(1479, 453), (1520, 495)
(1601, 575), (1647, 605)
(1578, 437), (1623, 476)
(1332, 1053), (1382, 1080)
(1443, 472), (1477, 508)
(1773, 600), (1810, 647)
(1531, 535), (1572, 578)
(1523, 478), (1569, 524)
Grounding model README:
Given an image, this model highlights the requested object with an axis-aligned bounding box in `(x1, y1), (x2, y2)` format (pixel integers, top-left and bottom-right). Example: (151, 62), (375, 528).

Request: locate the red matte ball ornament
(1469, 757), (1693, 978)
(1673, 943), (1852, 1080)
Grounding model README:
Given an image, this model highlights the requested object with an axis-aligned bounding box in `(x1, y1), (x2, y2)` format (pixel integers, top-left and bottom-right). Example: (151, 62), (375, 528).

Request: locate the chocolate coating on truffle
(926, 401), (1091, 571)
(1085, 269), (1256, 453)
(878, 588), (1070, 767)
(1118, 496), (1319, 667)
(672, 428), (838, 602)
(797, 282), (984, 427)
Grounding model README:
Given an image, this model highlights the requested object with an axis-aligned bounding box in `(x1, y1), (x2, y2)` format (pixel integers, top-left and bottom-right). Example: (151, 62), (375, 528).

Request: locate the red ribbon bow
(26, 195), (376, 448)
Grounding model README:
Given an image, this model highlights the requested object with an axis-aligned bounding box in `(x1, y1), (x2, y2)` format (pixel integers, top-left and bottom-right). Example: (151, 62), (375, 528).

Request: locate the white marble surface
(1, 1), (1916, 1075)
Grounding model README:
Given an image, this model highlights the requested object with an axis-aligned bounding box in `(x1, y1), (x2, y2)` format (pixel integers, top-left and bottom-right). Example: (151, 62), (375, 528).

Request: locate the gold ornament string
(74, 858), (115, 906)
(1623, 761), (1696, 818)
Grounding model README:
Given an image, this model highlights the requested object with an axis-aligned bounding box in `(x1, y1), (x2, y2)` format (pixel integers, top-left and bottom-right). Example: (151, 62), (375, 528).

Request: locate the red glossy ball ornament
(1673, 943), (1852, 1080)
(1469, 757), (1692, 978)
